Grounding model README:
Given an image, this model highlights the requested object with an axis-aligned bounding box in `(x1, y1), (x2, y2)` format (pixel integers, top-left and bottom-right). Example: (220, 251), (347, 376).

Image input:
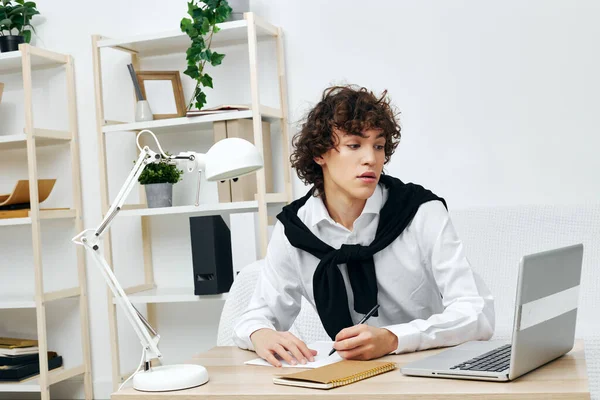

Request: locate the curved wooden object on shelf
(0, 179), (56, 207)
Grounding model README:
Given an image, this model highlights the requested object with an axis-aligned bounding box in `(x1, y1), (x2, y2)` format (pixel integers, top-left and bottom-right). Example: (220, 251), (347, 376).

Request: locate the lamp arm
(73, 145), (163, 363)
(84, 240), (161, 362)
(96, 148), (158, 237)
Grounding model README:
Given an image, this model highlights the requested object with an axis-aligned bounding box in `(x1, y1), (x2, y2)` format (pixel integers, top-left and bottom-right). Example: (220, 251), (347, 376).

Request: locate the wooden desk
(112, 339), (590, 399)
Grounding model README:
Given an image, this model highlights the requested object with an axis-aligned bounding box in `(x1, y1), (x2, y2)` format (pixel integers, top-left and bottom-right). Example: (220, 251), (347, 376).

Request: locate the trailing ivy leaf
(192, 7), (204, 20)
(187, 42), (203, 58)
(205, 0), (220, 9)
(181, 21), (199, 38)
(201, 16), (210, 33)
(215, 5), (231, 22)
(200, 48), (212, 62)
(200, 73), (213, 88)
(192, 36), (205, 48)
(180, 17), (192, 31)
(184, 64), (200, 79)
(187, 1), (195, 17)
(210, 52), (225, 66)
(195, 91), (207, 110)
(186, 47), (197, 59)
(205, 12), (216, 26)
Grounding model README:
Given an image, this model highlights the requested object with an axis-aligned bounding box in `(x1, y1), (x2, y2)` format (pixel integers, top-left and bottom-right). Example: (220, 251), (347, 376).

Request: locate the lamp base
(133, 364), (208, 392)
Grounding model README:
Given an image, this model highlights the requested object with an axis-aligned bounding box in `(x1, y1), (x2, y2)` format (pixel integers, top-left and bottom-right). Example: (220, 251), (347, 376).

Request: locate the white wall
(253, 0), (600, 208)
(1, 1), (599, 399)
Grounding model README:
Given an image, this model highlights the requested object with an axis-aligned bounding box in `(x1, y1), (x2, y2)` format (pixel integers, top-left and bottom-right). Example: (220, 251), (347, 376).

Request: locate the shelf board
(0, 377), (43, 393)
(102, 106), (282, 134)
(0, 287), (81, 309)
(97, 18), (276, 57)
(0, 133), (71, 151)
(0, 367), (65, 392)
(0, 209), (77, 226)
(119, 201), (259, 218)
(0, 294), (36, 309)
(0, 50), (64, 74)
(116, 287), (228, 304)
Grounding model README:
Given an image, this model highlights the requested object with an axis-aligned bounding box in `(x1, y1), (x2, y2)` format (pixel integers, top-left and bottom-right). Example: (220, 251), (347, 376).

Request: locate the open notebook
(273, 359), (397, 389)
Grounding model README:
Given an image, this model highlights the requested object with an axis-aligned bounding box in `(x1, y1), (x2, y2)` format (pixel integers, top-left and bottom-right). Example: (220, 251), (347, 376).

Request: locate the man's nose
(361, 147), (376, 164)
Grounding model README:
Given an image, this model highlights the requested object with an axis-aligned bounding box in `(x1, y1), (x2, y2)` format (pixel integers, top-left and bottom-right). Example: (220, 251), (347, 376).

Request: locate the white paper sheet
(244, 341), (343, 368)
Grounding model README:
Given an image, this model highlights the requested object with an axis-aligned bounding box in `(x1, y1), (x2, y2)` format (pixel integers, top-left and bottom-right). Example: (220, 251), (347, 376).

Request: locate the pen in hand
(328, 304), (380, 356)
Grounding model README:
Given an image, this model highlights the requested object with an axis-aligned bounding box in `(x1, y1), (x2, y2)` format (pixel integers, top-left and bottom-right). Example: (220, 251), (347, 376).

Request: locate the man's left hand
(333, 325), (398, 360)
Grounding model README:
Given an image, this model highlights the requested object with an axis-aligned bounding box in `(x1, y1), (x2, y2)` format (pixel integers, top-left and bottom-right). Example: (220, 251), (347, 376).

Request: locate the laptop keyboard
(450, 344), (511, 372)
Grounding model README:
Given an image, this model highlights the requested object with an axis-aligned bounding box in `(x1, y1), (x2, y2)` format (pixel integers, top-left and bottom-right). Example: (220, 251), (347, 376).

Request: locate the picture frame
(136, 71), (186, 120)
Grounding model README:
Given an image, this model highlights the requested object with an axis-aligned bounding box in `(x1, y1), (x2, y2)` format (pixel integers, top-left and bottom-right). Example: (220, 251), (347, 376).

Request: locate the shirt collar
(309, 183), (383, 227)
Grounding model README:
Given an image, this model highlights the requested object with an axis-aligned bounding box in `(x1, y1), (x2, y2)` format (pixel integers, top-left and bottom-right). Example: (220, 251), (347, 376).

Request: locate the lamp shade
(204, 137), (264, 181)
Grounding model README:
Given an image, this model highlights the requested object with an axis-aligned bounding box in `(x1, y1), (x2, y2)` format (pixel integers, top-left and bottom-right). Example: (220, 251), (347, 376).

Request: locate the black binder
(189, 215), (234, 295)
(0, 351), (57, 366)
(0, 354), (63, 381)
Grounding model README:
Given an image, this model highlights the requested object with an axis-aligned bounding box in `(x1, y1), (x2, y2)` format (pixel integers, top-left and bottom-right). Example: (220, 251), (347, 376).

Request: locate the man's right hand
(250, 328), (317, 367)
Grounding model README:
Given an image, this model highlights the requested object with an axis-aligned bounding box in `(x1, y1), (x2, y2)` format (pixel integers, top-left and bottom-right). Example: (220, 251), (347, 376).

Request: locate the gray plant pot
(144, 183), (173, 208)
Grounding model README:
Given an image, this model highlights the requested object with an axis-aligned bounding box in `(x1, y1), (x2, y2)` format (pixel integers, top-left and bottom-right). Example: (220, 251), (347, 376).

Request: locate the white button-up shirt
(233, 183), (495, 353)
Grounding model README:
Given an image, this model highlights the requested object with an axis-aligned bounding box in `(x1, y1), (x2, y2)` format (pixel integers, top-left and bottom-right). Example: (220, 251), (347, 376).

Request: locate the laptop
(401, 243), (584, 381)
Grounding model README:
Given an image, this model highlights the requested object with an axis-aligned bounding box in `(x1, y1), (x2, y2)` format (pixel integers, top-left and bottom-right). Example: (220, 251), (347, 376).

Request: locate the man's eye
(375, 145), (385, 150)
(347, 144), (360, 149)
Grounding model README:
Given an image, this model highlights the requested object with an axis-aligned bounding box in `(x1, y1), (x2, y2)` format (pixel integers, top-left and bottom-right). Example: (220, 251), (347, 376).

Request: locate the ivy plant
(180, 0), (232, 110)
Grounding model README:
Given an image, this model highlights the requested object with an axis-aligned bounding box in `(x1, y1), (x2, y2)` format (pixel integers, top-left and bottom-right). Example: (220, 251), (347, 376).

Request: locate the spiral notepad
(272, 360), (396, 389)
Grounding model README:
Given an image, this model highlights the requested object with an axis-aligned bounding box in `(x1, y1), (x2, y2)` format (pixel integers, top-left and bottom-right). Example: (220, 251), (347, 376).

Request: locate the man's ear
(314, 156), (324, 166)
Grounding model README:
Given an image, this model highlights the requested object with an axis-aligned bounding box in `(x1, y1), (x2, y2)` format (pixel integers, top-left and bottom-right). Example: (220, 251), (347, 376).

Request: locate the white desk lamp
(73, 129), (263, 392)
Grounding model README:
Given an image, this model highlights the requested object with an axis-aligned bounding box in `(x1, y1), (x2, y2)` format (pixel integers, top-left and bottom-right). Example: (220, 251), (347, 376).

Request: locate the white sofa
(217, 203), (600, 398)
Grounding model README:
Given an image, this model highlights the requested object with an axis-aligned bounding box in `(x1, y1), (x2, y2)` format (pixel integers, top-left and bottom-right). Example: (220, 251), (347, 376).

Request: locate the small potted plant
(138, 156), (183, 208)
(0, 0), (40, 53)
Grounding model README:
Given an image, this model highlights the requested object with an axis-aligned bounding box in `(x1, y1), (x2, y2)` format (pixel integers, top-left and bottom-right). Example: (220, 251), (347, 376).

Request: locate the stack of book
(0, 337), (63, 382)
(186, 104), (250, 117)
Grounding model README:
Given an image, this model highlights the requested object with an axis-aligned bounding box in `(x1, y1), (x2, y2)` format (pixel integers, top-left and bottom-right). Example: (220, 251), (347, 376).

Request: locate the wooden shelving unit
(0, 44), (93, 400)
(91, 12), (293, 389)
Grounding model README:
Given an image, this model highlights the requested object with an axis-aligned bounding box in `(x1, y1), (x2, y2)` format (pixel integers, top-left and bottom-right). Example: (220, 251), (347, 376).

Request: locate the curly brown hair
(290, 85), (401, 197)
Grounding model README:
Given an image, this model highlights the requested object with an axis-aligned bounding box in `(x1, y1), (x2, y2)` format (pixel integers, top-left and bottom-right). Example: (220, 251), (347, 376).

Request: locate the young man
(233, 85), (494, 367)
